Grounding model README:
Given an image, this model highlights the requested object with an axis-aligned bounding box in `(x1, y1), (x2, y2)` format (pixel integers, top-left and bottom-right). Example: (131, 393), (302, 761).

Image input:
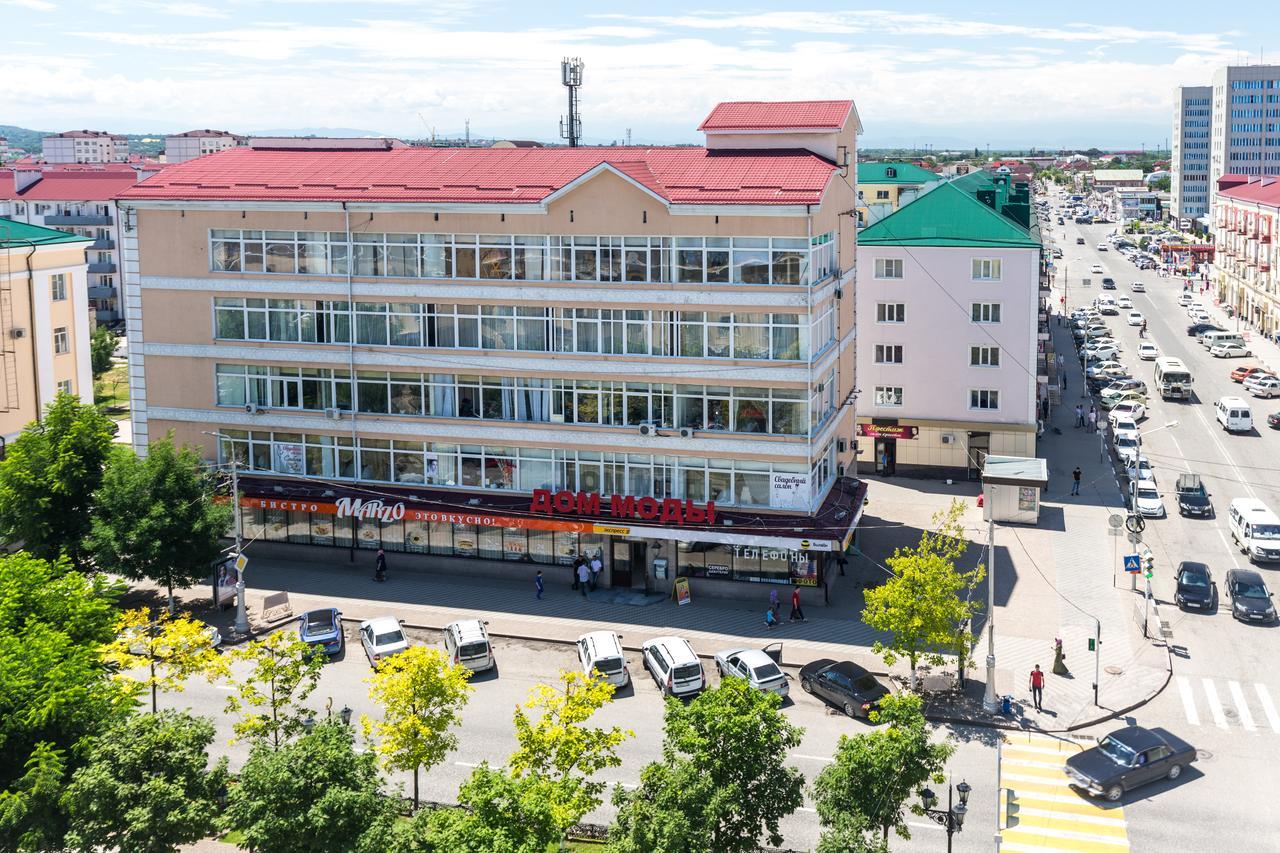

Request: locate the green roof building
(0, 217), (93, 248)
(856, 162), (942, 228)
(858, 170), (1041, 248)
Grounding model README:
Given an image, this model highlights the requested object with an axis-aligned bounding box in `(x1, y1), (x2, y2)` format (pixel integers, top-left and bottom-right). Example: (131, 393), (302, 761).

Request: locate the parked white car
(1114, 433), (1141, 465)
(1127, 311), (1145, 327)
(1127, 455), (1156, 485)
(1138, 342), (1159, 360)
(1211, 343), (1251, 358)
(359, 616), (409, 668)
(713, 647), (789, 698)
(1085, 344), (1121, 361)
(1130, 481), (1166, 517)
(1244, 374), (1280, 397)
(1111, 415), (1141, 438)
(1178, 293), (1194, 306)
(1110, 401), (1147, 424)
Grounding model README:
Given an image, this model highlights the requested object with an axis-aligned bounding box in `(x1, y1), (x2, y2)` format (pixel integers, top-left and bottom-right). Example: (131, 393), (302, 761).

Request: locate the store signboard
(857, 423), (919, 440)
(769, 473), (811, 511)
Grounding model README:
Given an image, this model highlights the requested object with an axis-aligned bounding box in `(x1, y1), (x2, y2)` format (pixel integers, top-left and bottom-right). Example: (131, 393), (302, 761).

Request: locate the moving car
(1097, 242), (1108, 251)
(714, 647), (789, 698)
(1091, 263), (1104, 274)
(1175, 562), (1216, 611)
(297, 607), (344, 656)
(1102, 278), (1117, 290)
(359, 616), (409, 668)
(1175, 473), (1212, 518)
(1138, 342), (1159, 360)
(1215, 396), (1253, 432)
(1109, 401), (1147, 423)
(1130, 481), (1165, 517)
(1077, 237), (1086, 245)
(1065, 726), (1196, 802)
(642, 636), (705, 698)
(443, 619), (496, 673)
(1224, 569), (1277, 623)
(1269, 411), (1280, 430)
(1131, 281), (1145, 292)
(1127, 311), (1145, 327)
(577, 630), (630, 688)
(1116, 296), (1133, 309)
(799, 659), (890, 719)
(1211, 342), (1251, 358)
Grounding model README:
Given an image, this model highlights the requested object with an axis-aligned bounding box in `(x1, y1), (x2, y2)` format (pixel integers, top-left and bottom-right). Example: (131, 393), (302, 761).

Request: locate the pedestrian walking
(1062, 370), (1068, 391)
(1029, 664), (1045, 711)
(571, 556), (584, 590)
(1071, 467), (1081, 496)
(789, 587), (805, 622)
(1088, 407), (1097, 433)
(1075, 404), (1084, 428)
(576, 561), (590, 597)
(589, 553), (603, 590)
(535, 570), (544, 600)
(374, 548), (387, 582)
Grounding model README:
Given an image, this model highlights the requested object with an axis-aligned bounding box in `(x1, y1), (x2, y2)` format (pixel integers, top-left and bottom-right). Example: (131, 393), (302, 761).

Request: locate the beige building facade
(119, 100), (865, 597)
(0, 219), (94, 441)
(1212, 175), (1280, 338)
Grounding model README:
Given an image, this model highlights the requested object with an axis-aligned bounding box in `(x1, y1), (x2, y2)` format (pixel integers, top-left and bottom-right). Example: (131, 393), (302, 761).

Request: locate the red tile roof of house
(1, 170), (143, 201)
(698, 100), (854, 132)
(1218, 175), (1280, 206)
(118, 146), (838, 206)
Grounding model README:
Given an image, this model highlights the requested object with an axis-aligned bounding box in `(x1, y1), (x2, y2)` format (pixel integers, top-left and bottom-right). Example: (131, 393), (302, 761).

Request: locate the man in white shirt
(577, 561), (590, 597)
(589, 554), (603, 590)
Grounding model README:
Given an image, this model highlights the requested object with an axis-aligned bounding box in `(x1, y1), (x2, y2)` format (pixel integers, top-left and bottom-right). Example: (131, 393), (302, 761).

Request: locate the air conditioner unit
(638, 422), (656, 436)
(679, 426), (695, 439)
(9, 328), (25, 339)
(245, 403), (263, 415)
(941, 434), (954, 445)
(324, 407), (342, 421)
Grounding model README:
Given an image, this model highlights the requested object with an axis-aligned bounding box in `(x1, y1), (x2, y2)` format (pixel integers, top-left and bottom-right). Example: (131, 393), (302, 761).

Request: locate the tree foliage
(0, 553), (128, 849)
(363, 645), (472, 809)
(62, 710), (228, 853)
(862, 500), (984, 687)
(812, 693), (954, 843)
(102, 607), (227, 712)
(222, 720), (394, 853)
(86, 438), (232, 612)
(0, 393), (116, 566)
(224, 630), (323, 749)
(609, 677), (805, 853)
(90, 325), (116, 379)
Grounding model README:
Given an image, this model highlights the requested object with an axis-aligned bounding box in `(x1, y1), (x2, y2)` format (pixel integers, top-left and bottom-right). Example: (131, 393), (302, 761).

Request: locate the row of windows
(873, 386), (1001, 410)
(872, 301), (1003, 324)
(873, 257), (1003, 281)
(209, 229), (837, 287)
(872, 344), (1001, 367)
(216, 430), (834, 510)
(212, 298), (835, 362)
(214, 364), (832, 437)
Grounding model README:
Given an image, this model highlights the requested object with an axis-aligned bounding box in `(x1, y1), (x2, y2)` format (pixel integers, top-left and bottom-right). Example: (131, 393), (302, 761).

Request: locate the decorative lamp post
(920, 779), (971, 853)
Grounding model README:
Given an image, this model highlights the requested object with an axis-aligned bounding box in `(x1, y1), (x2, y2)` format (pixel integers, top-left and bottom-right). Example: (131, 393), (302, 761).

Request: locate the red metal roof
(1218, 175), (1280, 206)
(698, 100), (853, 132)
(118, 146), (837, 206)
(2, 170), (143, 201)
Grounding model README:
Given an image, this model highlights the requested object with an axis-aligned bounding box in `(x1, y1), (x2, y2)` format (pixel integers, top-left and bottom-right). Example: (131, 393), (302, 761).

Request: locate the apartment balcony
(88, 237), (114, 250)
(87, 284), (117, 300)
(44, 213), (112, 226)
(87, 261), (116, 274)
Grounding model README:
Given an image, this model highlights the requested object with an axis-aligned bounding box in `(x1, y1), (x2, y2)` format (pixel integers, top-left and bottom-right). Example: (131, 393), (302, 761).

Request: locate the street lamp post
(204, 430), (250, 636)
(982, 486), (997, 714)
(920, 780), (971, 853)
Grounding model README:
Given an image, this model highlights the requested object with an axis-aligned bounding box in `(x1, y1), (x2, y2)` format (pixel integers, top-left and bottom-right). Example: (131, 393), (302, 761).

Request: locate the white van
(1215, 396), (1253, 433)
(641, 636), (705, 698)
(1201, 331), (1245, 350)
(1229, 498), (1280, 563)
(443, 619), (495, 673)
(577, 630), (630, 689)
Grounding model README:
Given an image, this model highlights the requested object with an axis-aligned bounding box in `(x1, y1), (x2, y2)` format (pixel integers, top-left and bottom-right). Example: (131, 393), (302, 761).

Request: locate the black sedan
(1175, 562), (1216, 612)
(1268, 412), (1280, 430)
(1065, 726), (1196, 802)
(799, 659), (890, 719)
(1225, 570), (1277, 623)
(1187, 322), (1223, 337)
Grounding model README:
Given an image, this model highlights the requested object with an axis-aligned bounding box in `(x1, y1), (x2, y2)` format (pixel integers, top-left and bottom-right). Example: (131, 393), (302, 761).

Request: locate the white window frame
(971, 302), (1002, 324)
(53, 327), (69, 354)
(969, 345), (1001, 367)
(57, 379), (73, 395)
(874, 386), (904, 407)
(875, 302), (905, 323)
(50, 273), (67, 301)
(874, 258), (904, 279)
(873, 343), (904, 365)
(972, 258), (1002, 281)
(969, 389), (1000, 410)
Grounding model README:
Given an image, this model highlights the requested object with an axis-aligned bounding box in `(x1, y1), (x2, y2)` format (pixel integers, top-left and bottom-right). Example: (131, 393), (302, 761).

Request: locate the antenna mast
(560, 57), (584, 147)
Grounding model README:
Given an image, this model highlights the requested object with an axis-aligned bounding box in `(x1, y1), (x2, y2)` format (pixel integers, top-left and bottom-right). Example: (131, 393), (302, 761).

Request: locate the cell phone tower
(560, 57), (584, 147)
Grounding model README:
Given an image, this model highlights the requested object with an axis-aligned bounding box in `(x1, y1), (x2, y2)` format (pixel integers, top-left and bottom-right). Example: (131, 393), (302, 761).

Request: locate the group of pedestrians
(764, 587), (806, 628)
(571, 552), (603, 597)
(1073, 404), (1098, 432)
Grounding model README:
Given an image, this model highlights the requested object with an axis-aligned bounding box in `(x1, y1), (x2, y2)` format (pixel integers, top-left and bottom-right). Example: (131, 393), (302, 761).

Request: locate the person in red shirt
(1029, 664), (1045, 711)
(789, 587), (805, 622)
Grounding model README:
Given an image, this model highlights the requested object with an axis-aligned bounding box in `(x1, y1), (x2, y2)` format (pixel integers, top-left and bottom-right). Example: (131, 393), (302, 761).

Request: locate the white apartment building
(856, 171), (1044, 480)
(42, 130), (129, 164)
(1172, 85), (1212, 222)
(1209, 65), (1280, 214)
(164, 129), (247, 164)
(1212, 175), (1279, 338)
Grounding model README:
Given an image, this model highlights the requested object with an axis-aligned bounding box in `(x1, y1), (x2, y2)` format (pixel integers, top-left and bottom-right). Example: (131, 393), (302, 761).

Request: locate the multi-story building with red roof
(116, 100), (867, 598)
(1213, 175), (1280, 337)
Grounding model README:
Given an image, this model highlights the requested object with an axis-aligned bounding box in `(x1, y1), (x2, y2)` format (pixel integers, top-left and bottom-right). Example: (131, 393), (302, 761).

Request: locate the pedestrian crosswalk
(1175, 676), (1280, 733)
(999, 732), (1130, 852)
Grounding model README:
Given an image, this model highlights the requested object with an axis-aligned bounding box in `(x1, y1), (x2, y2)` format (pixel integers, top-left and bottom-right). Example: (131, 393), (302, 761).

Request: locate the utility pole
(205, 430), (249, 636)
(983, 485), (998, 713)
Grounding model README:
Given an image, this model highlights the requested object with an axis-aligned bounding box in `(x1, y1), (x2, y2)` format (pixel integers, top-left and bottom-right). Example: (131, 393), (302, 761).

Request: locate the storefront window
(454, 524), (478, 557)
(478, 526), (503, 560)
(554, 531), (579, 565)
(311, 514), (336, 546)
(528, 530), (554, 564)
(502, 527), (528, 561)
(356, 519), (381, 550)
(429, 521), (453, 555)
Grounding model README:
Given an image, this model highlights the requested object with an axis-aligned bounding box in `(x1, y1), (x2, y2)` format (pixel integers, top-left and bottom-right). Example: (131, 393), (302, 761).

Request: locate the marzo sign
(530, 489), (717, 526)
(857, 423), (919, 440)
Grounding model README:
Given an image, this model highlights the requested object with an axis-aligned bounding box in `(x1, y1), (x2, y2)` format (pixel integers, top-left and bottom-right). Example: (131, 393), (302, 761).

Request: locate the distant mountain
(247, 126), (389, 138)
(0, 124), (52, 154)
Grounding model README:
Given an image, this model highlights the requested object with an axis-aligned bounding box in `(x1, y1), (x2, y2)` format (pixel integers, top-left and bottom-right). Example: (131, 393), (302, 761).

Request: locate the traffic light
(1140, 545), (1155, 579)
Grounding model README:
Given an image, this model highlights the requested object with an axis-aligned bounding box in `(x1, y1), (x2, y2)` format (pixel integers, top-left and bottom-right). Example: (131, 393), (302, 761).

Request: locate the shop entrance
(874, 438), (896, 476)
(611, 540), (645, 588)
(967, 432), (990, 480)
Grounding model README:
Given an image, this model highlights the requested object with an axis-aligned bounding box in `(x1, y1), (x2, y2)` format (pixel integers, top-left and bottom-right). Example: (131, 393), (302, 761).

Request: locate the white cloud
(1, 0), (56, 10)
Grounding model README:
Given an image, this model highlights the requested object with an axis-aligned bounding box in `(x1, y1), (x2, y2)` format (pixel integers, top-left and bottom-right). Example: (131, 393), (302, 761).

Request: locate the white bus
(1154, 357), (1193, 400)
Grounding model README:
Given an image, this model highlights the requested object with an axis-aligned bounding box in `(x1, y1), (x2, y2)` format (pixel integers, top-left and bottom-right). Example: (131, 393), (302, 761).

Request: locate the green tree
(102, 607), (228, 712)
(225, 630), (323, 749)
(0, 393), (116, 566)
(862, 500), (984, 689)
(0, 553), (129, 849)
(222, 720), (394, 853)
(1149, 174), (1171, 192)
(86, 438), (232, 613)
(812, 693), (954, 843)
(816, 812), (891, 853)
(363, 645), (473, 809)
(90, 325), (116, 379)
(609, 677), (805, 853)
(62, 710), (228, 853)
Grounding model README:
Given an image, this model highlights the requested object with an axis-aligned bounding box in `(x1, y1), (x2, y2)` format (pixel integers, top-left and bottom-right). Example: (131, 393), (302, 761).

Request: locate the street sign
(234, 554), (248, 572)
(1124, 554), (1142, 573)
(1127, 531), (1141, 544)
(1108, 513), (1125, 530)
(1125, 515), (1146, 534)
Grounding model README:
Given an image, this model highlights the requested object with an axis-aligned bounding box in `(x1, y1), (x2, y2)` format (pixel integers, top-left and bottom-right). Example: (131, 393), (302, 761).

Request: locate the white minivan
(1215, 396), (1253, 433)
(1229, 499), (1280, 563)
(443, 619), (495, 674)
(642, 636), (705, 698)
(1201, 331), (1245, 350)
(577, 630), (630, 689)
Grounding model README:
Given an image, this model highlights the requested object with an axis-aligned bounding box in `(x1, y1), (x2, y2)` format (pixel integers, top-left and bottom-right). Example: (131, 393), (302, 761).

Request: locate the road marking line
(789, 753), (834, 762)
(1001, 824), (1131, 847)
(1228, 680), (1257, 731)
(1176, 676), (1200, 726)
(1202, 678), (1229, 729)
(1011, 801), (1128, 823)
(797, 806), (816, 813)
(1216, 528), (1243, 571)
(1256, 684), (1280, 733)
(454, 760), (479, 768)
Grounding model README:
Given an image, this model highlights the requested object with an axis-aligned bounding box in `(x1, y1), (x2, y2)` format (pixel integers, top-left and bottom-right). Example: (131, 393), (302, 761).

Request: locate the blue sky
(1, 0), (1274, 148)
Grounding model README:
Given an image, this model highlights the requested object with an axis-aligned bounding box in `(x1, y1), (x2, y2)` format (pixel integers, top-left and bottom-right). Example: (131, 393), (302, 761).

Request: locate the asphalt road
(1048, 203), (1280, 852)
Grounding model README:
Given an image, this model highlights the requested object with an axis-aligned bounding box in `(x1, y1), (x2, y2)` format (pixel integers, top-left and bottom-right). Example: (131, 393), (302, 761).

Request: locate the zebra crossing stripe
(1176, 676), (1199, 726)
(1202, 677), (1229, 729)
(1228, 681), (1257, 731)
(1255, 684), (1280, 733)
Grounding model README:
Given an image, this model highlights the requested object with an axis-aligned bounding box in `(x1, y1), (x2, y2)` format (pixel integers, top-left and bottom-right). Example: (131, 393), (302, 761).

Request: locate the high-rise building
(1210, 65), (1280, 213)
(41, 130), (129, 164)
(163, 129), (247, 164)
(1171, 85), (1212, 222)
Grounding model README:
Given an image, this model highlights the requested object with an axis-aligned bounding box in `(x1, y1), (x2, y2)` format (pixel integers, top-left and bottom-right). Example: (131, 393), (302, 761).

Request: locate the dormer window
(885, 167), (897, 178)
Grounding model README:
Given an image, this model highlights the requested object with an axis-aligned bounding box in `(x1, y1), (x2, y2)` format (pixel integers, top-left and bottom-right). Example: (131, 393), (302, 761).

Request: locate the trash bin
(1001, 695), (1013, 715)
